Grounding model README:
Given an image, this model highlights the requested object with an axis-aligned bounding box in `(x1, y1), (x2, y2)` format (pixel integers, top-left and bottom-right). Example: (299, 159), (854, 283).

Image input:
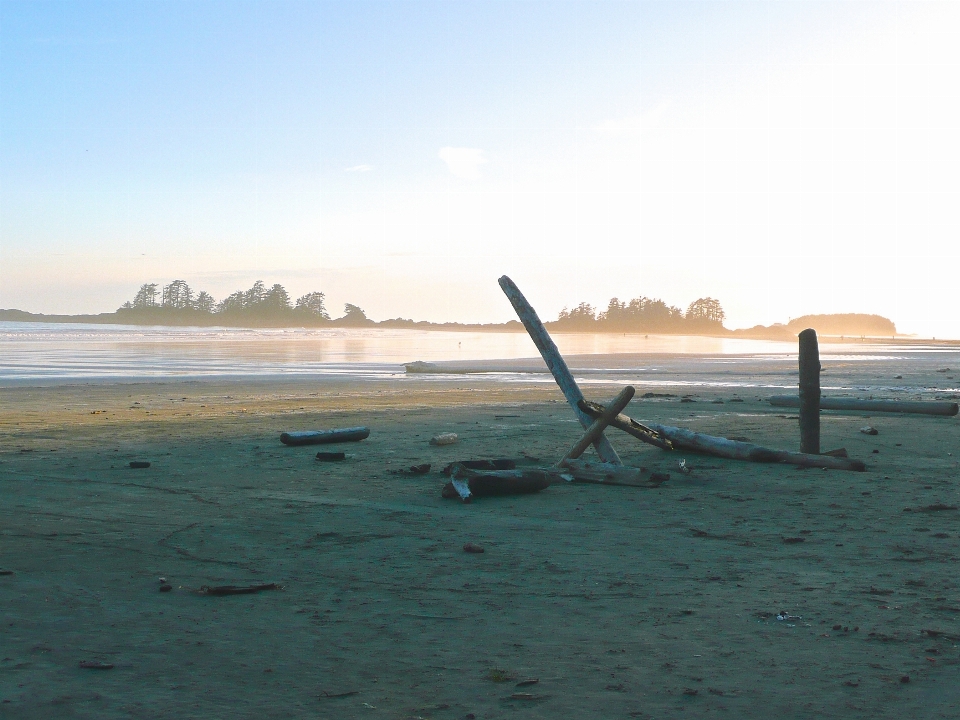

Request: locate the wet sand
(1, 355), (959, 719)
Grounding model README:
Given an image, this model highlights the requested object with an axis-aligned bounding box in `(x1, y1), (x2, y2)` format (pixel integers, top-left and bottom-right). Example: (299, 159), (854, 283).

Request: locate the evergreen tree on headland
(132, 283), (159, 308)
(295, 292), (330, 320)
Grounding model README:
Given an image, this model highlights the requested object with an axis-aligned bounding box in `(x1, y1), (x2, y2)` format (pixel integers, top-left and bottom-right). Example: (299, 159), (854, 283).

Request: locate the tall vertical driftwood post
(798, 328), (821, 455)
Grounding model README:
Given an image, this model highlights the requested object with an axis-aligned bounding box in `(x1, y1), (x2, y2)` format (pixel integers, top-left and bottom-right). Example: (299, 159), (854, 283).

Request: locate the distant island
(0, 278), (901, 339)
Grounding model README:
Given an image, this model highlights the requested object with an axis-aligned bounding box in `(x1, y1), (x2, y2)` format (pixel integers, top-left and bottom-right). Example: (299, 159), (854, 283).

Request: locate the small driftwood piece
(498, 275), (621, 464)
(798, 329), (821, 454)
(562, 386), (635, 461)
(280, 427), (370, 446)
(769, 396), (959, 417)
(441, 464), (558, 502)
(643, 422), (866, 471)
(558, 459), (669, 488)
(578, 400), (673, 450)
(198, 583), (282, 596)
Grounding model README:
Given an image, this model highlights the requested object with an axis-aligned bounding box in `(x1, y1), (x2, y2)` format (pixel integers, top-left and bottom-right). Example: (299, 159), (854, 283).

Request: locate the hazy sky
(2, 1), (959, 336)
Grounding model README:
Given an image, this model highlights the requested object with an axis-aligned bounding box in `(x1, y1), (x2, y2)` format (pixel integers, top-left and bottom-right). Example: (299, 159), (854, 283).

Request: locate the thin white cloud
(438, 147), (486, 180)
(345, 164), (371, 172)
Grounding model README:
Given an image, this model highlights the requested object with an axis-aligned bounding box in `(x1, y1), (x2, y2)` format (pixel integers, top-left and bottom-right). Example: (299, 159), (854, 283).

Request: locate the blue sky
(2, 1), (959, 336)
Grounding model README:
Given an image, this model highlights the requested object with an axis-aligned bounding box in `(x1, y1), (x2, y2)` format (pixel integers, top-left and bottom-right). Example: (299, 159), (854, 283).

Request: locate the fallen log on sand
(441, 464), (557, 501)
(768, 396), (959, 417)
(581, 400), (866, 471)
(280, 427), (371, 446)
(644, 422), (865, 471)
(498, 275), (621, 464)
(558, 459), (669, 488)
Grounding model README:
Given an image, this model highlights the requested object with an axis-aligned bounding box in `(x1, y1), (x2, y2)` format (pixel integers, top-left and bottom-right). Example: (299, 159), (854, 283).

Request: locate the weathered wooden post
(798, 328), (821, 455)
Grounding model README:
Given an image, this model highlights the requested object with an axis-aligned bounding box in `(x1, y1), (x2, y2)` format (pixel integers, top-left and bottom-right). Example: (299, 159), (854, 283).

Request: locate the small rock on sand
(860, 426), (878, 436)
(430, 433), (458, 446)
(463, 542), (484, 554)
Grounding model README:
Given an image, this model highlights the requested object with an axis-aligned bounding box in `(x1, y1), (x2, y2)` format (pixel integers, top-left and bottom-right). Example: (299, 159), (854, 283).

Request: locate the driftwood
(441, 464), (556, 501)
(563, 386), (635, 461)
(280, 427), (370, 446)
(578, 401), (673, 450)
(198, 583), (282, 596)
(798, 329), (821, 454)
(558, 458), (669, 488)
(769, 396), (959, 417)
(642, 422), (866, 471)
(498, 275), (621, 464)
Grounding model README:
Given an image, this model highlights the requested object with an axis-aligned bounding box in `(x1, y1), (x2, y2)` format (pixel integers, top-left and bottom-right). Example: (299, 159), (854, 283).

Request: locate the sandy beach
(2, 352), (959, 719)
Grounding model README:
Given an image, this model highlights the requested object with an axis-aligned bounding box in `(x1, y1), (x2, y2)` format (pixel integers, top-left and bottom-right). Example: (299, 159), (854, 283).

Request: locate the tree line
(118, 280), (372, 325)
(553, 296), (725, 331)
(117, 279), (726, 332)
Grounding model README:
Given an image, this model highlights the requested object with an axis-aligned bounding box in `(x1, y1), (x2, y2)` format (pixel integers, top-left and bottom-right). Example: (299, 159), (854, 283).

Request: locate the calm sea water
(1, 321), (954, 386)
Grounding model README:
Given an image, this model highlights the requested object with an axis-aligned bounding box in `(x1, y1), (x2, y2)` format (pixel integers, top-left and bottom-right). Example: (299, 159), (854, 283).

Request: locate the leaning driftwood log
(441, 464), (557, 501)
(578, 400), (672, 450)
(563, 386), (635, 461)
(498, 275), (621, 465)
(768, 396), (959, 417)
(643, 422), (865, 471)
(280, 427), (371, 446)
(558, 458), (669, 488)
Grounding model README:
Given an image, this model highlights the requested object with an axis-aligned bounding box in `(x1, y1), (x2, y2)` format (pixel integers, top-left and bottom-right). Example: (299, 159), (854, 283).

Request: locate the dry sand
(1, 356), (959, 719)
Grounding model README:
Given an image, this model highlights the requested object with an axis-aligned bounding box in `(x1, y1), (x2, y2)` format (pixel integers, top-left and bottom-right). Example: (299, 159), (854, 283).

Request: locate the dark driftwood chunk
(441, 471), (551, 500)
(315, 452), (346, 462)
(280, 427), (370, 446)
(198, 583), (281, 596)
(442, 459), (517, 475)
(129, 461), (151, 469)
(79, 660), (114, 670)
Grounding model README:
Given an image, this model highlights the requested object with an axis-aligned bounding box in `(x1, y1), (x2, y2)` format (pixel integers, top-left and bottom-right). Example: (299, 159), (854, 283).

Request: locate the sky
(2, 1), (959, 336)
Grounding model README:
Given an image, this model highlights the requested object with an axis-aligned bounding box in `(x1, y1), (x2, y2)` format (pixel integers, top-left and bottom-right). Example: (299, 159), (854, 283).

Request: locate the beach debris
(508, 692), (544, 701)
(315, 451), (346, 462)
(280, 427), (370, 446)
(159, 583), (172, 592)
(591, 414), (867, 472)
(515, 678), (539, 687)
(0, 570), (13, 576)
(783, 537), (805, 544)
(463, 542), (485, 553)
(562, 386), (635, 461)
(79, 660), (114, 670)
(799, 329), (821, 454)
(937, 368), (951, 373)
(390, 463), (432, 476)
(430, 432), (458, 446)
(903, 503), (958, 513)
(860, 426), (879, 436)
(776, 612), (801, 621)
(129, 461), (151, 469)
(577, 400), (671, 450)
(441, 464), (555, 502)
(557, 458), (668, 488)
(678, 459), (691, 474)
(197, 583), (282, 596)
(319, 690), (360, 699)
(499, 275), (621, 463)
(488, 668), (515, 682)
(441, 459), (516, 474)
(499, 275), (865, 472)
(769, 395), (958, 417)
